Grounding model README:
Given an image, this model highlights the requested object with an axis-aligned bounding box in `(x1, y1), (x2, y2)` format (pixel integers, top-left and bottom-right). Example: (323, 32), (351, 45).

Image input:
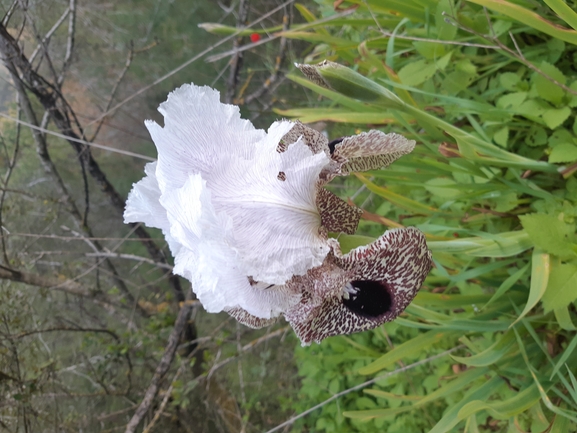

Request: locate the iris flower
(124, 84), (432, 344)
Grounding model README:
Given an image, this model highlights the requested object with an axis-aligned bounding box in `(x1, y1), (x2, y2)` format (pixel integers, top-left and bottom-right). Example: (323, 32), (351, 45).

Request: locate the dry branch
(124, 300), (196, 433)
(0, 21), (188, 306)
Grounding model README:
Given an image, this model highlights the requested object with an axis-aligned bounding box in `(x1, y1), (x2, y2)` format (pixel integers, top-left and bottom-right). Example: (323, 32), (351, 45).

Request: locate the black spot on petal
(328, 137), (344, 155)
(342, 280), (392, 318)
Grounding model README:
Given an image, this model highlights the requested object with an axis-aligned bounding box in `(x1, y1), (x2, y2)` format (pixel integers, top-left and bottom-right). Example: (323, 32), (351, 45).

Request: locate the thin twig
(28, 7), (70, 64)
(88, 42), (134, 142)
(264, 346), (464, 433)
(207, 326), (290, 379)
(225, 0), (250, 104)
(241, 6), (290, 105)
(85, 0), (297, 128)
(141, 363), (184, 433)
(56, 0), (76, 87)
(0, 101), (20, 263)
(0, 113), (154, 161)
(124, 300), (196, 433)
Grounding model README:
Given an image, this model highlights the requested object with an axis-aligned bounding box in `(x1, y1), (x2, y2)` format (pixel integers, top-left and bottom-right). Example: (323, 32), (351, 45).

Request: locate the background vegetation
(1, 0), (577, 432)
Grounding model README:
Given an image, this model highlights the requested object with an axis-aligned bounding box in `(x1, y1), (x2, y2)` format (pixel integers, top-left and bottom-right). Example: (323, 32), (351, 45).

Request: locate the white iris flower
(125, 83), (432, 344)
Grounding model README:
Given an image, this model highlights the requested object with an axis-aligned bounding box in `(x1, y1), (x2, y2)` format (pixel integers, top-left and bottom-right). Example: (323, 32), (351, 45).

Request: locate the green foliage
(285, 0), (577, 431)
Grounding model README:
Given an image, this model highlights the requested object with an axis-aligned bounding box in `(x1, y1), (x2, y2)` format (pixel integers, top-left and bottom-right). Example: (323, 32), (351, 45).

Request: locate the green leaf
(493, 126), (509, 147)
(519, 214), (576, 258)
(355, 174), (440, 215)
(458, 384), (541, 420)
(554, 306), (577, 331)
(542, 263), (577, 312)
(359, 330), (456, 375)
(549, 142), (577, 163)
(542, 106), (572, 129)
(346, 368), (488, 420)
(496, 92), (527, 109)
(451, 331), (516, 367)
(424, 178), (462, 198)
(543, 0), (577, 31)
(527, 126), (548, 147)
(466, 0), (577, 46)
(511, 249), (550, 326)
(274, 107), (398, 124)
(428, 376), (503, 433)
(427, 231), (533, 257)
(550, 332), (577, 380)
(499, 72), (521, 91)
(398, 60), (437, 86)
(534, 61), (567, 105)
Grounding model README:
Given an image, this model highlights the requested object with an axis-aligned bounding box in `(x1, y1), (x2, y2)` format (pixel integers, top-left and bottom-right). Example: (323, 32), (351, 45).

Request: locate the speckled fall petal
(285, 227), (432, 345)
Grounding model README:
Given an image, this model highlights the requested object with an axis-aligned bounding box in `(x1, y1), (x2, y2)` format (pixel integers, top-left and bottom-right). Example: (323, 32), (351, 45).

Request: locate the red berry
(250, 33), (261, 43)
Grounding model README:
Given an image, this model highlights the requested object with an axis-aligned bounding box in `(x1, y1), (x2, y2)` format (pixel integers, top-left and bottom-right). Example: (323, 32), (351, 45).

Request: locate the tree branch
(124, 300), (196, 433)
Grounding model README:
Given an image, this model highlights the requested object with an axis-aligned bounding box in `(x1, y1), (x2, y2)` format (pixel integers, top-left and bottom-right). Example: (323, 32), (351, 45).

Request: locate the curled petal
(123, 162), (169, 231)
(226, 307), (278, 329)
(333, 130), (415, 175)
(280, 121), (329, 155)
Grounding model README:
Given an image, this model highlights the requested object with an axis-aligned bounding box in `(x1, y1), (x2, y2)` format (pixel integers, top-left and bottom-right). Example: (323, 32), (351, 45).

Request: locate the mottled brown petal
(280, 121), (329, 155)
(289, 293), (385, 345)
(295, 63), (330, 89)
(226, 307), (277, 329)
(338, 227), (432, 307)
(316, 188), (362, 235)
(333, 130), (415, 175)
(287, 227), (432, 345)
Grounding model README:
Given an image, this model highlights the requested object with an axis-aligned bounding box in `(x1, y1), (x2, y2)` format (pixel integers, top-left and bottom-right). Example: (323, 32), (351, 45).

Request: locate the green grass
(275, 0), (577, 431)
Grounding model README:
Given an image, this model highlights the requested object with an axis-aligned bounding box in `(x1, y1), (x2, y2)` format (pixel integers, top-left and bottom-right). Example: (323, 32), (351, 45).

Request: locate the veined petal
(145, 84), (267, 193)
(124, 162), (169, 231)
(208, 124), (331, 284)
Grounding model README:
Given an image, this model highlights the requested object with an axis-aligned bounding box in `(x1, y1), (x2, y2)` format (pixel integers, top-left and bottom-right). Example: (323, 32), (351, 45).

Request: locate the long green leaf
(466, 0), (577, 45)
(451, 331), (516, 367)
(511, 249), (550, 326)
(359, 330), (457, 375)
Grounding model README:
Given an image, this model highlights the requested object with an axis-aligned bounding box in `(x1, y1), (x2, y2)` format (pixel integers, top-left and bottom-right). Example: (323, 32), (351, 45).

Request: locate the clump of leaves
(268, 0), (577, 431)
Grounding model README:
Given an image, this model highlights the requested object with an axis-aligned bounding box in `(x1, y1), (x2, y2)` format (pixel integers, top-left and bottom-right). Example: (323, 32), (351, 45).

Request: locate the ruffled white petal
(124, 162), (169, 231)
(146, 84), (266, 193)
(159, 169), (303, 318)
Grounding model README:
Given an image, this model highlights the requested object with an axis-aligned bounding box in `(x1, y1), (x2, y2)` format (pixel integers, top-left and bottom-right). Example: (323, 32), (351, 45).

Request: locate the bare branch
(225, 0), (250, 104)
(85, 0), (298, 127)
(56, 0), (76, 87)
(0, 23), (187, 306)
(88, 42), (134, 142)
(241, 7), (290, 105)
(124, 300), (197, 433)
(5, 326), (120, 341)
(28, 8), (70, 65)
(0, 264), (105, 300)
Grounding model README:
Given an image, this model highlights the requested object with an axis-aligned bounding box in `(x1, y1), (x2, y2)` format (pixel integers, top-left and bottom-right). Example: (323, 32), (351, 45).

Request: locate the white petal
(162, 172), (300, 318)
(123, 162), (169, 231)
(146, 84), (267, 193)
(208, 124), (331, 284)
